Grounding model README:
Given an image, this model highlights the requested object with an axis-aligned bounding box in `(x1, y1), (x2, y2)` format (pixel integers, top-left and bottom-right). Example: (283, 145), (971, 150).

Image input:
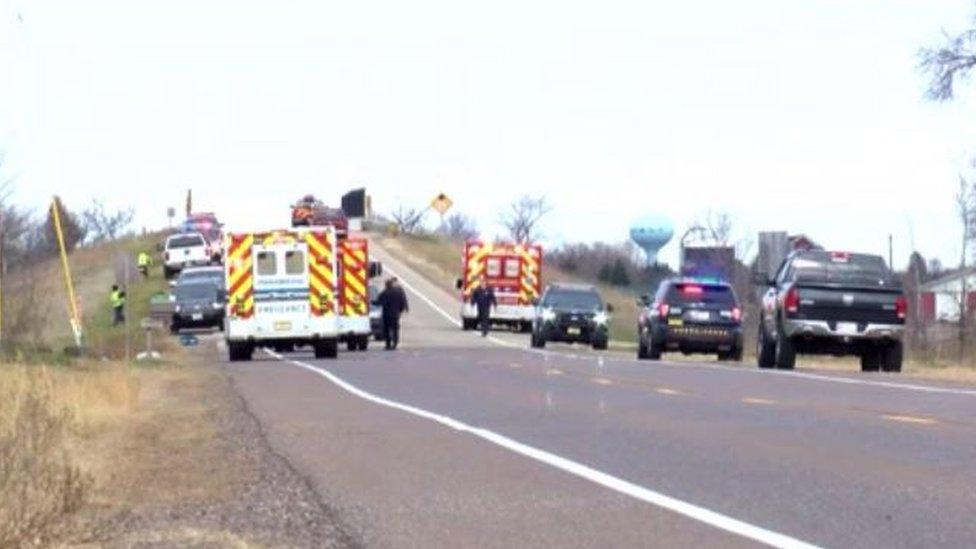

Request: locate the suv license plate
(837, 322), (858, 335)
(274, 321), (292, 332)
(689, 311), (710, 321)
(191, 313), (203, 321)
(567, 327), (580, 336)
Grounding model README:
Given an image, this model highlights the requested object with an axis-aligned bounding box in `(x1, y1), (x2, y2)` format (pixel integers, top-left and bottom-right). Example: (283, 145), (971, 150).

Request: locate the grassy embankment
(0, 233), (233, 546)
(378, 233), (976, 382)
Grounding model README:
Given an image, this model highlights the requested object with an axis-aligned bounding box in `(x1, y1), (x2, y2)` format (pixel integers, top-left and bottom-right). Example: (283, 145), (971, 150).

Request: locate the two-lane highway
(220, 242), (976, 548)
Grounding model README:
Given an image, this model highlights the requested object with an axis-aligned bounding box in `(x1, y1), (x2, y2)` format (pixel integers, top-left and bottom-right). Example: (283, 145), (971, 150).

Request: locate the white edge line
(273, 350), (819, 549)
(384, 259), (976, 398)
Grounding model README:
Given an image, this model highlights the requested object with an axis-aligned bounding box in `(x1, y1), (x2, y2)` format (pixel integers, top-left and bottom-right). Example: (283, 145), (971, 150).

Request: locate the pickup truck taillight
(784, 287), (800, 316)
(895, 295), (907, 321)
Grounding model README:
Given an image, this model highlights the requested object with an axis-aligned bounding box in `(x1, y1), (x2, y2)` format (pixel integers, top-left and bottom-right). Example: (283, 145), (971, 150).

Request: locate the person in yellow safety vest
(110, 284), (126, 326)
(137, 251), (152, 278)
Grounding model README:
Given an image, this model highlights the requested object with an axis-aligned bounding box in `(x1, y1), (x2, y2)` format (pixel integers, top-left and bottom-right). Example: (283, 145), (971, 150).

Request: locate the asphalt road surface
(220, 242), (976, 548)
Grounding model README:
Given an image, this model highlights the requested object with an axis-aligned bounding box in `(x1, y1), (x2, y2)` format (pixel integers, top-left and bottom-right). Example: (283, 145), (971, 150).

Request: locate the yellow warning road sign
(430, 193), (453, 215)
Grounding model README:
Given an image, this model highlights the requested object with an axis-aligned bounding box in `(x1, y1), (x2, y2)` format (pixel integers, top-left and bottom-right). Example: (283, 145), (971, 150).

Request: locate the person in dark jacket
(374, 278), (409, 350)
(469, 278), (497, 337)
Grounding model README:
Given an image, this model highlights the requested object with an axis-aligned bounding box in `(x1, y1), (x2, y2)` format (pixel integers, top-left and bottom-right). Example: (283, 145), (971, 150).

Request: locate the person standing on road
(137, 251), (152, 278)
(110, 284), (126, 326)
(470, 278), (496, 337)
(375, 277), (409, 350)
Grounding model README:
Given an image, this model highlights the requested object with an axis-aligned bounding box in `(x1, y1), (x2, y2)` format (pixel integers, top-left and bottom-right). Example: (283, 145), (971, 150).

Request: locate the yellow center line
(882, 414), (937, 425)
(591, 377), (613, 386)
(742, 397), (776, 405)
(655, 387), (684, 396)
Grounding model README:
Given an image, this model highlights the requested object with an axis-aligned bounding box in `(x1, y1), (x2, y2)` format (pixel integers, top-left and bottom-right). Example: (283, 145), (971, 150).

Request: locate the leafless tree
(500, 195), (551, 243)
(81, 200), (134, 244)
(955, 175), (976, 360)
(390, 203), (426, 235)
(919, 21), (976, 101)
(441, 212), (478, 240)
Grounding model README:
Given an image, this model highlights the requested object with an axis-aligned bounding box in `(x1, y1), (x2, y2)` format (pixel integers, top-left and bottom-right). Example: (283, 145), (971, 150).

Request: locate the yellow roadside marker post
(51, 197), (83, 347)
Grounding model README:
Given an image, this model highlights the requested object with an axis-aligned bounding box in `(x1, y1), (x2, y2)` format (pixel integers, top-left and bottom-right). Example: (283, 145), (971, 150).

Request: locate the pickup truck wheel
(757, 323), (776, 369)
(637, 336), (648, 359)
(881, 342), (903, 373)
(774, 330), (796, 370)
(860, 349), (881, 372)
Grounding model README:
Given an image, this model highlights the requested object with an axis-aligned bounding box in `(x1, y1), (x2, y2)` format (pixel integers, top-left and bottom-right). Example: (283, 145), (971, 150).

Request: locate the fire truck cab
(456, 240), (542, 332)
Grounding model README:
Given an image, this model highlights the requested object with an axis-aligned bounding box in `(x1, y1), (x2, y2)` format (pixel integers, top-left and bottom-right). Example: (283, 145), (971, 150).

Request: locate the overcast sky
(1, 0), (975, 269)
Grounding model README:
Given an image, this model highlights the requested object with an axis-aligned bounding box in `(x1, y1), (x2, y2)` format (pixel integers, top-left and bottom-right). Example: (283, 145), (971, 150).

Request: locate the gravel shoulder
(70, 338), (359, 548)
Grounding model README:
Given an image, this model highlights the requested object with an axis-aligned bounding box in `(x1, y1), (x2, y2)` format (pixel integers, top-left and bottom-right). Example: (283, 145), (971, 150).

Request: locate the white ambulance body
(224, 228), (340, 361)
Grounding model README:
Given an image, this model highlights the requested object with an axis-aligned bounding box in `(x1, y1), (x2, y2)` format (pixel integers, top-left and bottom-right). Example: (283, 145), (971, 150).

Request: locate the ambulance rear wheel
(462, 318), (476, 331)
(228, 342), (253, 362)
(357, 336), (369, 351)
(314, 339), (338, 359)
(346, 339), (357, 352)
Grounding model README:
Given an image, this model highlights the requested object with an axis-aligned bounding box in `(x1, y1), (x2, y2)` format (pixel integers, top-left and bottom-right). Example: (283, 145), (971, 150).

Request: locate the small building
(919, 268), (976, 323)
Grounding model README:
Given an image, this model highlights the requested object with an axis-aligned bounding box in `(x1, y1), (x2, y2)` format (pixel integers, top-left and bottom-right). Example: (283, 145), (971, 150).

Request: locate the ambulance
(456, 240), (542, 332)
(223, 227), (342, 361)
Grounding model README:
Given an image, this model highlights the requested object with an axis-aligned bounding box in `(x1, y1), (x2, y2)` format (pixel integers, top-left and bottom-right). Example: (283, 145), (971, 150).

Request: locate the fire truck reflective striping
(515, 244), (542, 305)
(305, 231), (336, 316)
(226, 233), (256, 318)
(463, 242), (495, 296)
(340, 239), (369, 316)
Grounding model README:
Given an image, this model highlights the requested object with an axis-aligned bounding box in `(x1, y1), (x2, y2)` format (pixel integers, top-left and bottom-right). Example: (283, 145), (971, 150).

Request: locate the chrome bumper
(783, 319), (904, 340)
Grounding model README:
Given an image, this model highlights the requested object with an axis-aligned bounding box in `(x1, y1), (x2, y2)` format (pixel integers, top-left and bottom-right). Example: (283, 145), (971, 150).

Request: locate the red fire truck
(455, 240), (542, 332)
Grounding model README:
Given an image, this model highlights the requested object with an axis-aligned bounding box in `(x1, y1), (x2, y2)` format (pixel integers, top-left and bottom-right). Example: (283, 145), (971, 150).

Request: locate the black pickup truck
(755, 250), (907, 372)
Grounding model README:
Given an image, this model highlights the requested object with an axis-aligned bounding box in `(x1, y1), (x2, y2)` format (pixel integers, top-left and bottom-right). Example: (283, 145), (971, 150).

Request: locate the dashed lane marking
(742, 397), (777, 405)
(655, 388), (684, 396)
(882, 414), (937, 425)
(591, 377), (613, 386)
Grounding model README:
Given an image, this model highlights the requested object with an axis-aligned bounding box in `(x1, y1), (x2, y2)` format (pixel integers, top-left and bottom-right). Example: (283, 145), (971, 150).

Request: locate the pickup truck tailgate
(797, 286), (902, 325)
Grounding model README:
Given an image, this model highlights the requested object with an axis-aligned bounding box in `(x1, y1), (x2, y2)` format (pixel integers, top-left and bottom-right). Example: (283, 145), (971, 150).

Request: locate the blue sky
(1, 0), (975, 269)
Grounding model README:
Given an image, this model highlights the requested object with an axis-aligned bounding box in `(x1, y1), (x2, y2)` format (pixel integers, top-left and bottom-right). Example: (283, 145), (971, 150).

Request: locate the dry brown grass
(0, 364), (96, 547)
(0, 354), (238, 547)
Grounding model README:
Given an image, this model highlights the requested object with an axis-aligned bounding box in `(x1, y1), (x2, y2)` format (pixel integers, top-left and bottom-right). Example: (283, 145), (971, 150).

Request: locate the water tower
(629, 214), (674, 266)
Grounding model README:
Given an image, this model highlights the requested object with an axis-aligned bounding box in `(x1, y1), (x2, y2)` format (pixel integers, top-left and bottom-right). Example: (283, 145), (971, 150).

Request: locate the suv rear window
(169, 235), (205, 248)
(666, 283), (736, 306)
(792, 252), (891, 286)
(542, 289), (603, 310)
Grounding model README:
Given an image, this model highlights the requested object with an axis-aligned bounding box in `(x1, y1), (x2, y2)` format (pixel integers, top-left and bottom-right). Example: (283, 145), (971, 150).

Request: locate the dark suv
(171, 280), (226, 334)
(637, 279), (743, 361)
(531, 284), (612, 350)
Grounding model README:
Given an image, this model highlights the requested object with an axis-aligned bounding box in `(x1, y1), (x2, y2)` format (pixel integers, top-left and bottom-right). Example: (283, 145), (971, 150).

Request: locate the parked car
(755, 250), (906, 372)
(163, 232), (212, 279)
(171, 280), (225, 334)
(637, 279), (743, 361)
(530, 283), (611, 350)
(173, 265), (225, 289)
